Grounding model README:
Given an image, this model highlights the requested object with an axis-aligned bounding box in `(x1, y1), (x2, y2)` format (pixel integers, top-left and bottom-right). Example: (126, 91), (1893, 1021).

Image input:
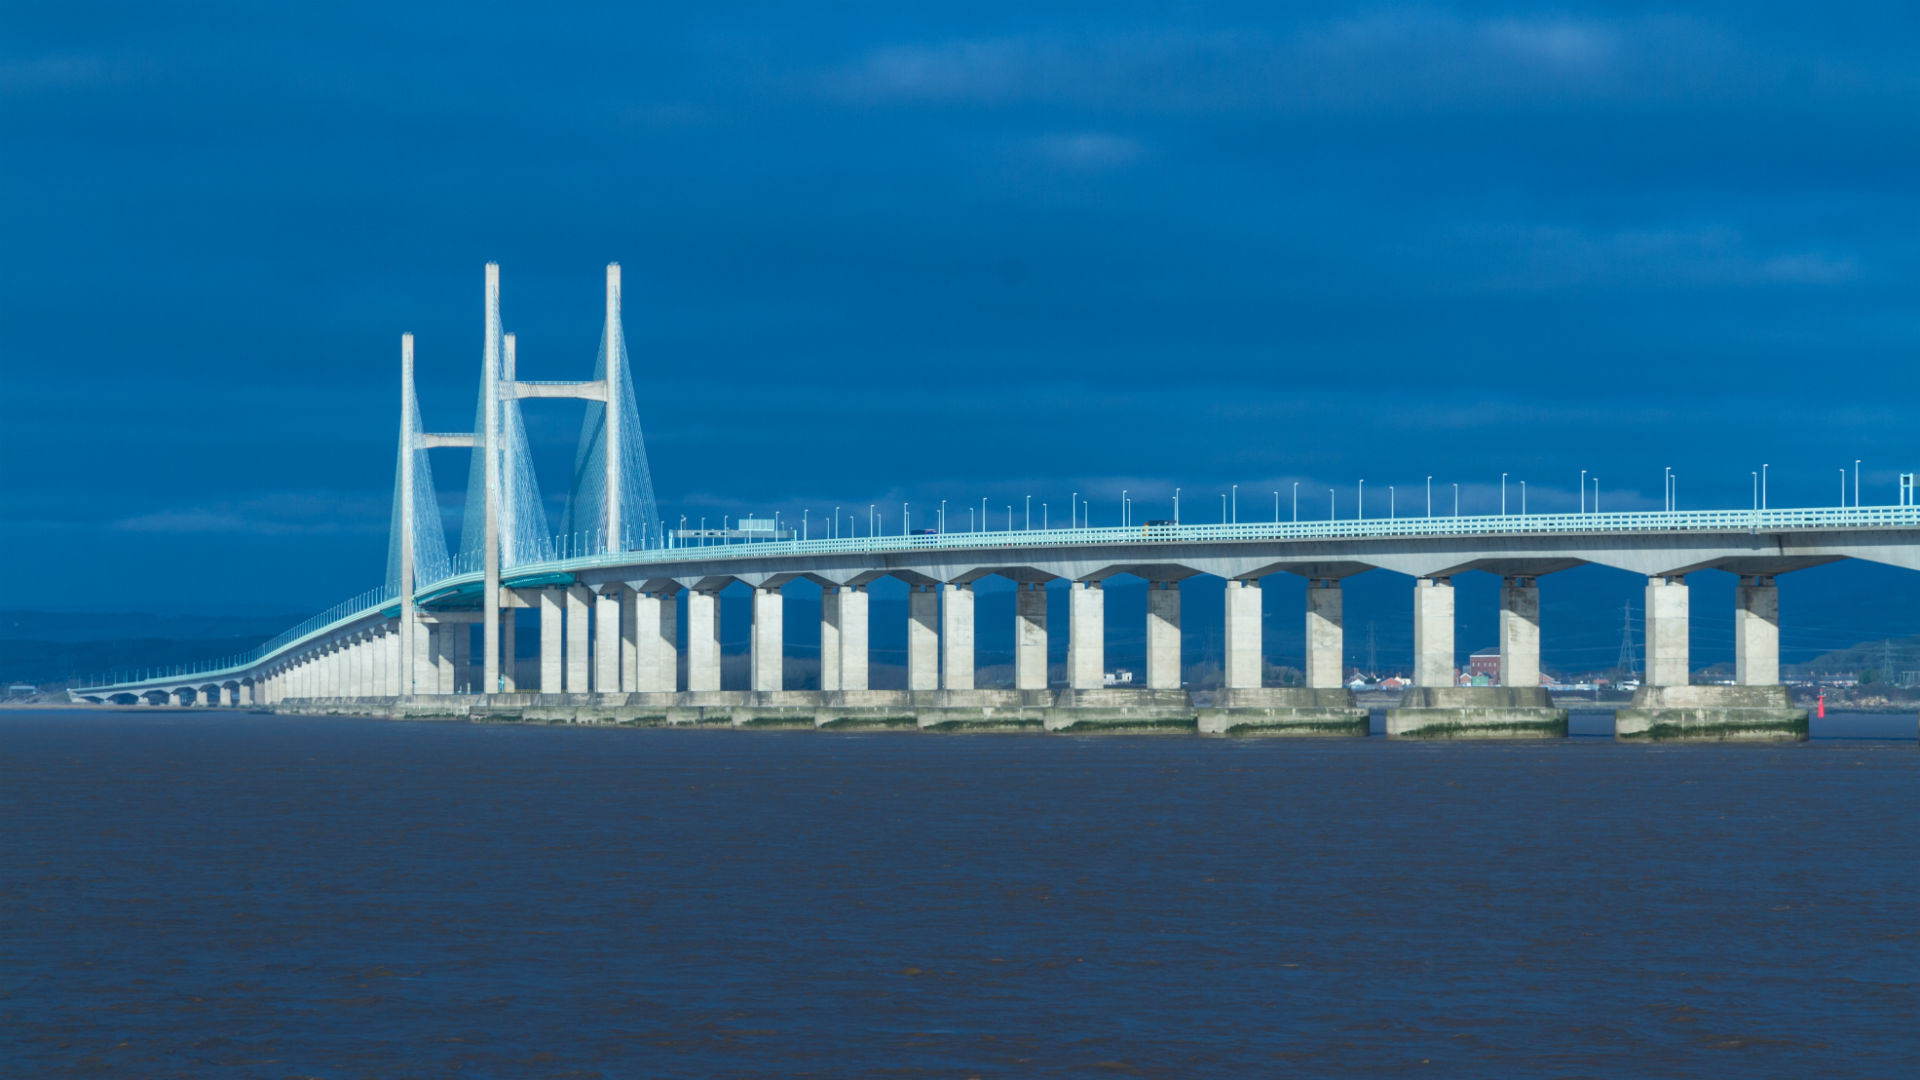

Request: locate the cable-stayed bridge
(72, 265), (1920, 739)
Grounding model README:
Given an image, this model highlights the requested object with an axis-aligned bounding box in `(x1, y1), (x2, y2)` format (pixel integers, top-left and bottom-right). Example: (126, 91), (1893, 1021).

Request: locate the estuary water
(1, 709), (1914, 1078)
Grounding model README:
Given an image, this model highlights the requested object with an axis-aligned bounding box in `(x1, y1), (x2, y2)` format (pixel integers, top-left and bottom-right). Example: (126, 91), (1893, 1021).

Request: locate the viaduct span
(77, 265), (1920, 740)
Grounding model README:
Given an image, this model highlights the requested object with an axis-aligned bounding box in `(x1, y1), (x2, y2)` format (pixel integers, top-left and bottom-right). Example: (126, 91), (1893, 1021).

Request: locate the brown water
(1, 709), (1914, 1076)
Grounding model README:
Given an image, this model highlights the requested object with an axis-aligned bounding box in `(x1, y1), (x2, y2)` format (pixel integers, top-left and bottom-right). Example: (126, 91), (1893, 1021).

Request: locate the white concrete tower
(501, 333), (518, 566)
(483, 263), (502, 694)
(399, 332), (416, 694)
(604, 263), (623, 552)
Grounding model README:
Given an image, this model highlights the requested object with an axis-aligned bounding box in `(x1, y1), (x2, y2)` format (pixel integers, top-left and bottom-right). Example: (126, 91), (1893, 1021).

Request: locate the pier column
(435, 627), (456, 694)
(500, 608), (517, 692)
(1306, 580), (1344, 689)
(385, 623), (402, 695)
(907, 585), (939, 691)
(686, 588), (722, 692)
(1068, 580), (1105, 690)
(632, 591), (662, 690)
(1015, 583), (1048, 690)
(413, 618), (433, 694)
(1224, 578), (1263, 689)
(1645, 575), (1690, 687)
(941, 583), (974, 690)
(1499, 577), (1541, 689)
(596, 588), (623, 693)
(839, 585), (869, 691)
(819, 588), (842, 691)
(636, 589), (677, 692)
(451, 626), (473, 693)
(1413, 577), (1455, 688)
(1146, 581), (1181, 689)
(619, 587), (639, 691)
(565, 586), (592, 693)
(751, 586), (784, 692)
(1734, 576), (1779, 686)
(538, 589), (564, 692)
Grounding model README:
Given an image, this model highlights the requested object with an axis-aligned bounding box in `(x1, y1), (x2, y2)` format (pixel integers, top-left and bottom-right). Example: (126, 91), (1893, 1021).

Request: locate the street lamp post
(1752, 472), (1758, 511)
(1762, 464), (1768, 509)
(1580, 469), (1586, 513)
(1839, 468), (1846, 506)
(1071, 492), (1077, 529)
(1665, 467), (1672, 512)
(1453, 483), (1458, 516)
(1292, 481), (1299, 522)
(1426, 476), (1432, 517)
(1855, 459), (1861, 507)
(1389, 485), (1395, 519)
(1358, 479), (1365, 520)
(1520, 481), (1526, 515)
(1501, 473), (1507, 515)
(1025, 494), (1031, 530)
(1232, 484), (1238, 524)
(1273, 490), (1279, 523)
(1174, 488), (1181, 524)
(903, 502), (909, 535)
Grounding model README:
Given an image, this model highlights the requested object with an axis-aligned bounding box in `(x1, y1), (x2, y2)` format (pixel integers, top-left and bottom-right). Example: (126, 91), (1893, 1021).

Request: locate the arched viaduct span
(73, 264), (1920, 740)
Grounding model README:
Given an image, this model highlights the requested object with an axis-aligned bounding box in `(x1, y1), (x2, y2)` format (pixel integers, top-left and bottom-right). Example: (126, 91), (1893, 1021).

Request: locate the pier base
(1614, 685), (1807, 742)
(1384, 686), (1568, 739)
(1197, 687), (1369, 736)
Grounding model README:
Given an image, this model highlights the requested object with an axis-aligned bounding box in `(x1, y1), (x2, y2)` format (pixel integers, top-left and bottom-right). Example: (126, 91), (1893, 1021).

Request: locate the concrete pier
(1734, 577), (1779, 686)
(907, 586), (938, 691)
(500, 610), (517, 692)
(596, 588), (622, 692)
(644, 588), (678, 692)
(618, 587), (638, 692)
(839, 585), (869, 691)
(1499, 577), (1540, 689)
(941, 583), (974, 690)
(1305, 580), (1343, 689)
(1385, 686), (1569, 738)
(1615, 684), (1807, 741)
(1645, 575), (1689, 687)
(1015, 583), (1047, 690)
(1068, 580), (1104, 690)
(1223, 577), (1261, 689)
(1198, 687), (1368, 736)
(751, 586), (783, 692)
(1146, 581), (1180, 689)
(1412, 577), (1454, 687)
(1393, 576), (1566, 737)
(819, 588), (842, 692)
(564, 586), (591, 694)
(539, 589), (563, 692)
(687, 588), (721, 692)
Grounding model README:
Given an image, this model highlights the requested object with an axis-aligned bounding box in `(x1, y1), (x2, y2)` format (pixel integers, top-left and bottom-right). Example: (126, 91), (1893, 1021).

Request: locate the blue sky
(5, 2), (1919, 627)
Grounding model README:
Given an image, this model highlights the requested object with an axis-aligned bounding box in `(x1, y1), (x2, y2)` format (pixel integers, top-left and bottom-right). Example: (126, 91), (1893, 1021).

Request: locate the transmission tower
(1615, 602), (1636, 679)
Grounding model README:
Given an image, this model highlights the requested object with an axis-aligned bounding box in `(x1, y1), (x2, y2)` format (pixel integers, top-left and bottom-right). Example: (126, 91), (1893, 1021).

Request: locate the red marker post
(1817, 691), (1826, 720)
